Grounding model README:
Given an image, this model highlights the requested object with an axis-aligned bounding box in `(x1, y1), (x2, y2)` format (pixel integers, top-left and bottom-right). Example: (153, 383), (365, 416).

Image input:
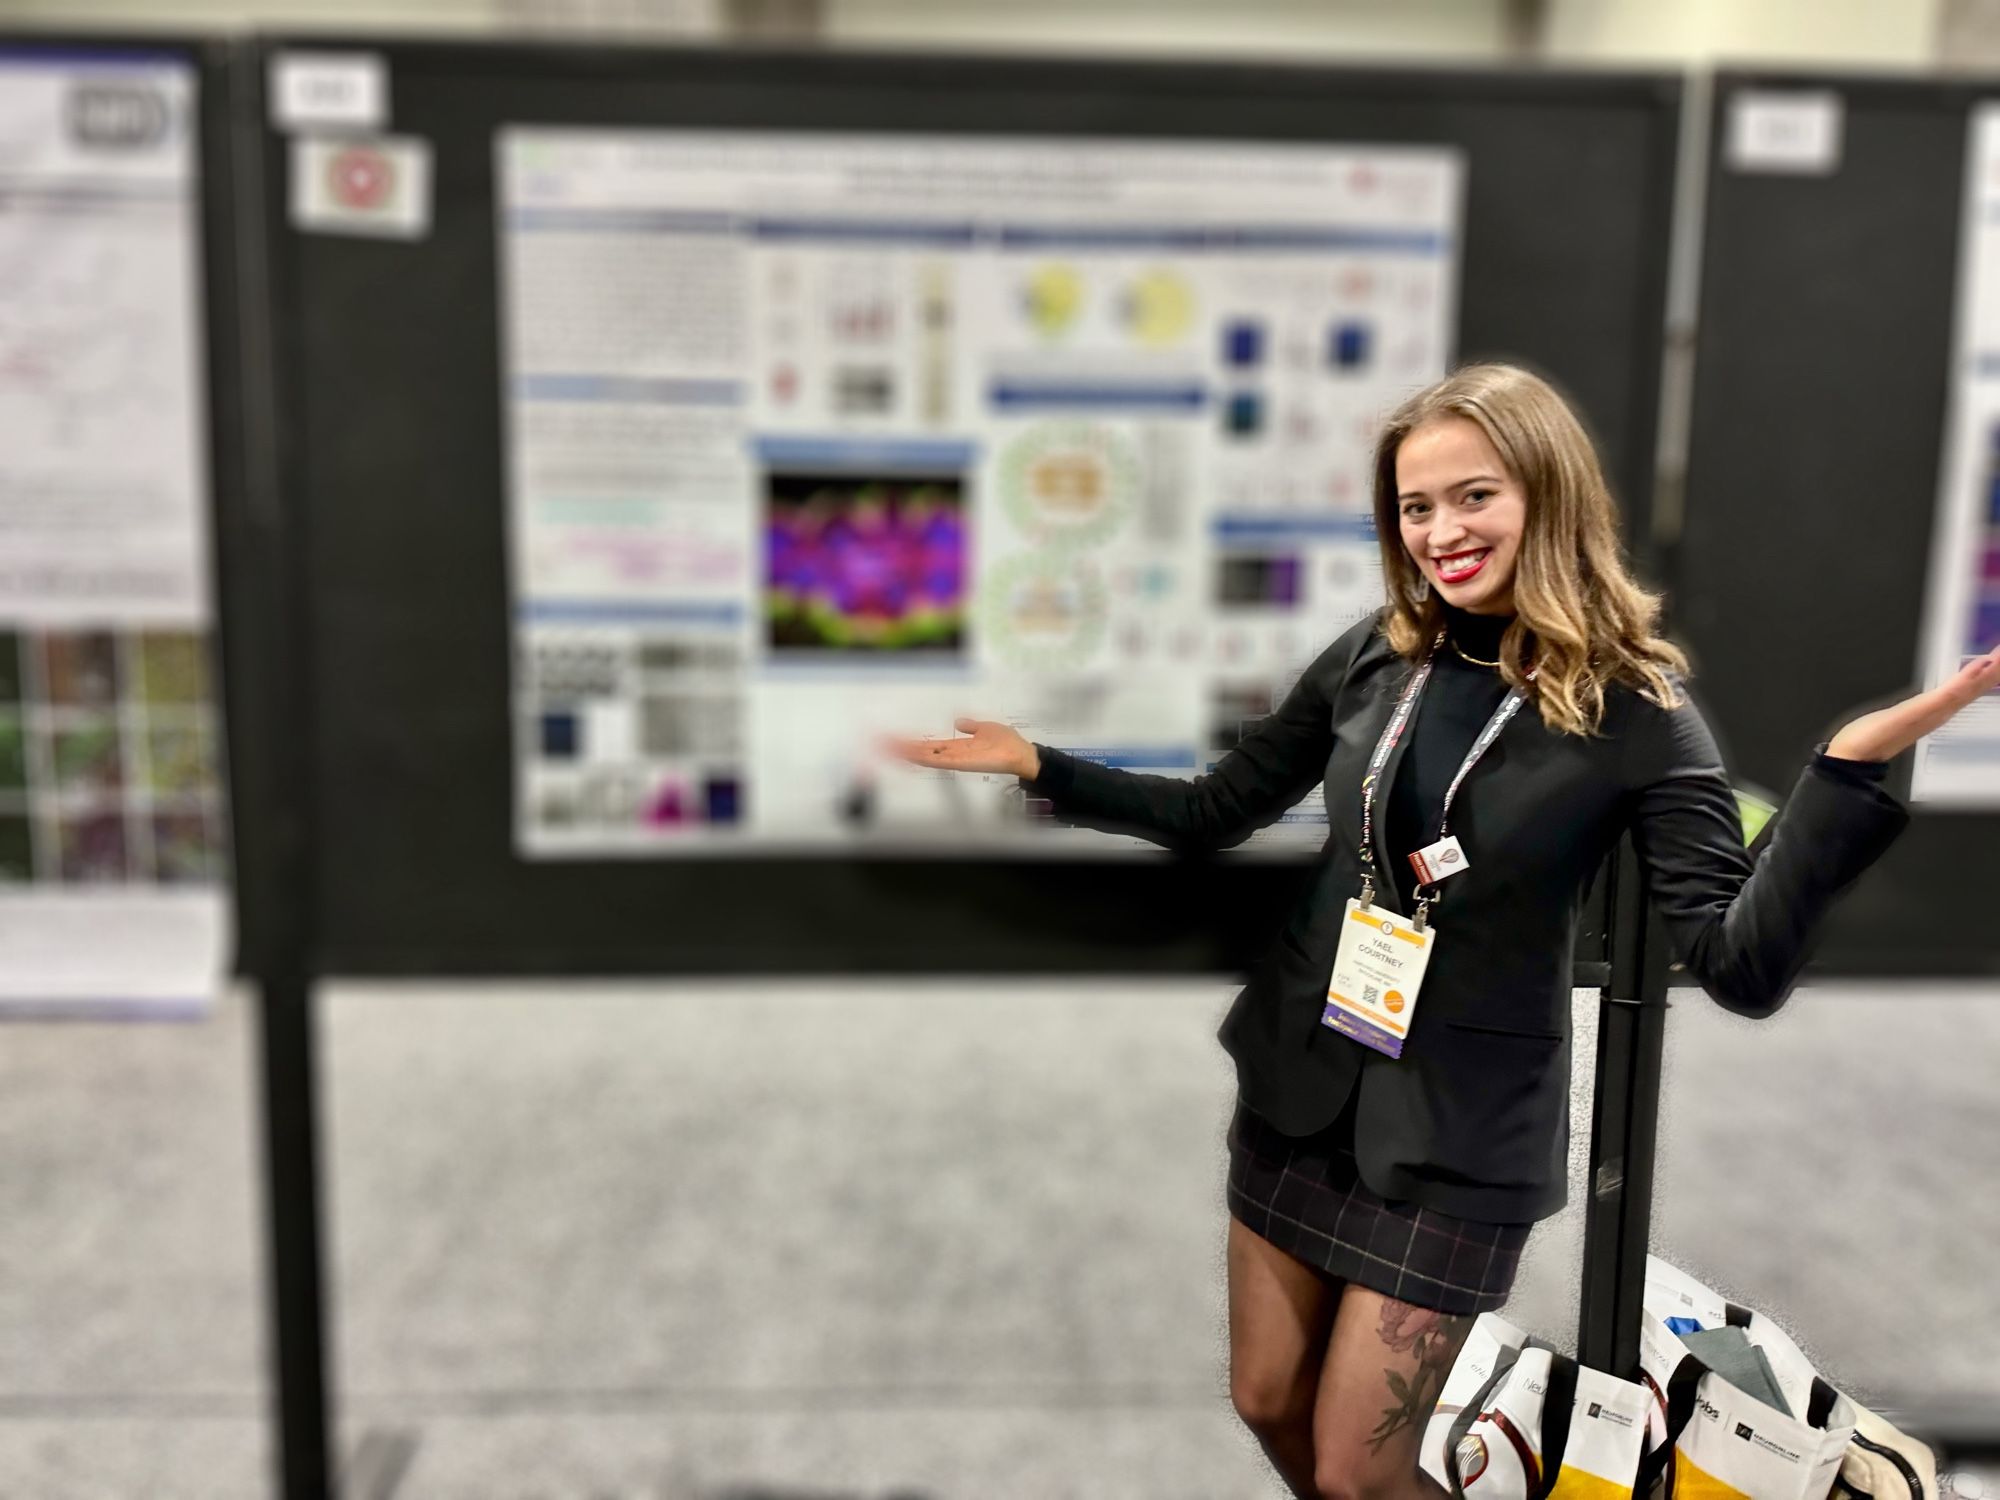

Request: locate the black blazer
(1024, 611), (1909, 1223)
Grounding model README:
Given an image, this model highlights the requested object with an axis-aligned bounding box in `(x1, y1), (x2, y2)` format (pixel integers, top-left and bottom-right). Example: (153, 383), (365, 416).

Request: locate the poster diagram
(1919, 105), (2000, 805)
(0, 52), (226, 1008)
(497, 129), (1463, 853)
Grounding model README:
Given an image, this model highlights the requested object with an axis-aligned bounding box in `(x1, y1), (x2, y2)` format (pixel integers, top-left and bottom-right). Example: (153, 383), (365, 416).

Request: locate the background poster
(497, 129), (1463, 854)
(0, 52), (228, 1010)
(1917, 103), (2000, 805)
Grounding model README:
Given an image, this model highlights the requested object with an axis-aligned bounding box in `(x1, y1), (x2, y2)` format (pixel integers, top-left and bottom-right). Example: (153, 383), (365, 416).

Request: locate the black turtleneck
(1383, 603), (1516, 913)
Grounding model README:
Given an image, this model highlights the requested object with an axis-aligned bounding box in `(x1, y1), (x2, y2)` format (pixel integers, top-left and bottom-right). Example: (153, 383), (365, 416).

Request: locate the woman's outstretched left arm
(1619, 646), (2000, 1017)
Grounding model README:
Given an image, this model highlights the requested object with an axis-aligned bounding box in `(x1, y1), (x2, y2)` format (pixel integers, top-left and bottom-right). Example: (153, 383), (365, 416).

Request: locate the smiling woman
(1371, 364), (1694, 739)
(884, 361), (1994, 1500)
(1393, 416), (1525, 615)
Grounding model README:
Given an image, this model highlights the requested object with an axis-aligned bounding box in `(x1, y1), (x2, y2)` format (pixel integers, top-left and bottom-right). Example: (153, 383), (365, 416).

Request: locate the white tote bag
(1421, 1312), (1649, 1500)
(1830, 1403), (1939, 1500)
(1638, 1258), (1858, 1500)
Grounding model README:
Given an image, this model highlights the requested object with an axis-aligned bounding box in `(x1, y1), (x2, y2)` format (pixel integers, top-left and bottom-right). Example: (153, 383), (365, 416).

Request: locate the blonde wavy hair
(1371, 363), (1687, 736)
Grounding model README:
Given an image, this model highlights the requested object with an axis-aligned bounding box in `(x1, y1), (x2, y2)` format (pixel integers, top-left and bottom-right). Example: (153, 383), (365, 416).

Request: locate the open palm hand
(879, 716), (1039, 780)
(1827, 646), (2000, 762)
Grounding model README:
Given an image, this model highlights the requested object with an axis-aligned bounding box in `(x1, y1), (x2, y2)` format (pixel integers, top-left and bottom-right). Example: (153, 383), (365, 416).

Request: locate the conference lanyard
(1354, 628), (1537, 917)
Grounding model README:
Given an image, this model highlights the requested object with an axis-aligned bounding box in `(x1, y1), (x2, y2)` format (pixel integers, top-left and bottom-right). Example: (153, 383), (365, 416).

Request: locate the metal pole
(253, 974), (336, 1499)
(225, 38), (337, 1498)
(1577, 834), (1673, 1376)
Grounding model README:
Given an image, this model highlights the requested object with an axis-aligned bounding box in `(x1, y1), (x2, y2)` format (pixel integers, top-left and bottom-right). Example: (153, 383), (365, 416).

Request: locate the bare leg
(1226, 1215), (1342, 1499)
(1310, 1283), (1475, 1500)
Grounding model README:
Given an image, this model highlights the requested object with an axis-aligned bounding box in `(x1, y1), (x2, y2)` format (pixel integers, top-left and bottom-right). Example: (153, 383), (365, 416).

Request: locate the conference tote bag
(1422, 1312), (1650, 1500)
(1638, 1258), (1858, 1500)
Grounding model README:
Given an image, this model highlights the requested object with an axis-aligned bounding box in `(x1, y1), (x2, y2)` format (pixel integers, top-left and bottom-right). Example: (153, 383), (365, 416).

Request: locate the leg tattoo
(1366, 1303), (1472, 1455)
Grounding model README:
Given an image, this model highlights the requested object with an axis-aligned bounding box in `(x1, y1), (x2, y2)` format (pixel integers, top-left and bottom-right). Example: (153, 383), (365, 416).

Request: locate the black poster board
(0, 29), (320, 1500)
(1682, 71), (1999, 977)
(249, 39), (1681, 977)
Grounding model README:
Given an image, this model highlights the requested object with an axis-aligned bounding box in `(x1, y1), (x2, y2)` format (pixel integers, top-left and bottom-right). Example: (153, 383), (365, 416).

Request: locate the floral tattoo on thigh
(1368, 1303), (1472, 1454)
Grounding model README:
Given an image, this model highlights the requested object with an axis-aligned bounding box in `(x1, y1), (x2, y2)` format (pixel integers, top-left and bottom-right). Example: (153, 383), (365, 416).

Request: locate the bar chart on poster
(0, 49), (228, 1010)
(497, 129), (1462, 855)
(1920, 102), (2000, 807)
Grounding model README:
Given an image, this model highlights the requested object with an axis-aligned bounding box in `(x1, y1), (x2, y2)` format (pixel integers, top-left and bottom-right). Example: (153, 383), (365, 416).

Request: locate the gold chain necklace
(1450, 639), (1501, 668)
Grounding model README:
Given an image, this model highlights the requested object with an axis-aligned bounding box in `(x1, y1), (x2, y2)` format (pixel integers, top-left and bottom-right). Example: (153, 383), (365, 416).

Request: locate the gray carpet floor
(1, 977), (1995, 1498)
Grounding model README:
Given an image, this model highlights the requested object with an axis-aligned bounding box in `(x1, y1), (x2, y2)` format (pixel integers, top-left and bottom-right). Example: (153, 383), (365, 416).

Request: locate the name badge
(1408, 834), (1469, 888)
(1320, 898), (1436, 1059)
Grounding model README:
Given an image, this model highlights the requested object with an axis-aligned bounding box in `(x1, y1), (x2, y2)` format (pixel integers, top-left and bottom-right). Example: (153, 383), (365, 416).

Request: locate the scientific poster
(497, 129), (1463, 853)
(1918, 104), (2000, 805)
(0, 52), (228, 1009)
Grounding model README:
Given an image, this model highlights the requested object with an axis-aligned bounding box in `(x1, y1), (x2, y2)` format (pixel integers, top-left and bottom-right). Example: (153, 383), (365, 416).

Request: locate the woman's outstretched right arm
(886, 613), (1377, 855)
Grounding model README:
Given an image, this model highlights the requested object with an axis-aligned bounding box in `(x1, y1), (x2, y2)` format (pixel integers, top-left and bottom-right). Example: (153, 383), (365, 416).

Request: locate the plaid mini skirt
(1226, 1089), (1532, 1314)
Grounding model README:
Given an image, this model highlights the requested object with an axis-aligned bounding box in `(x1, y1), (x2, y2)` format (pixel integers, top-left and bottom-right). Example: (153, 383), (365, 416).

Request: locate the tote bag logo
(1454, 1433), (1489, 1485)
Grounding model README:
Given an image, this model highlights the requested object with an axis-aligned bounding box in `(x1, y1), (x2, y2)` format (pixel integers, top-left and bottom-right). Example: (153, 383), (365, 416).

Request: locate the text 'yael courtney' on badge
(1322, 898), (1436, 1059)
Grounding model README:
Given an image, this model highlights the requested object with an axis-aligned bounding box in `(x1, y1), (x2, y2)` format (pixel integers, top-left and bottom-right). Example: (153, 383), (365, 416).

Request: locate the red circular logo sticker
(327, 146), (394, 210)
